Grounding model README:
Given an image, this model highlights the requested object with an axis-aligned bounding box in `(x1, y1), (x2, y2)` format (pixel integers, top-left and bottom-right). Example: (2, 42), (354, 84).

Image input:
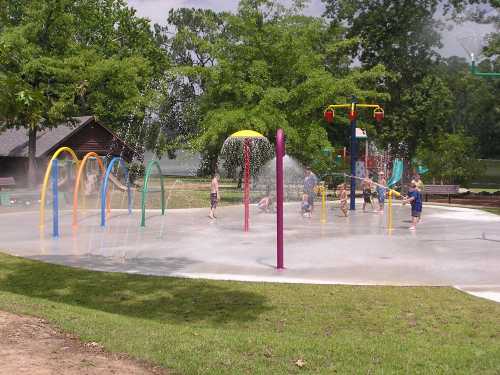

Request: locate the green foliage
(151, 8), (226, 157)
(416, 133), (483, 185)
(193, 1), (388, 173)
(321, 0), (489, 159)
(0, 0), (168, 185)
(436, 57), (500, 158)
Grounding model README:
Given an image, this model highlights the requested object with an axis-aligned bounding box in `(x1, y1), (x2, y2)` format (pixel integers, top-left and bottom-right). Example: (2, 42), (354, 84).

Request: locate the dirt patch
(0, 310), (167, 375)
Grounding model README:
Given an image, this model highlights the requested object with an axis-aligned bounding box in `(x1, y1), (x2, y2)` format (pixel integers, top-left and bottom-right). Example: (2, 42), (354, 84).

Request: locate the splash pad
(2, 140), (499, 300)
(2, 203), (500, 290)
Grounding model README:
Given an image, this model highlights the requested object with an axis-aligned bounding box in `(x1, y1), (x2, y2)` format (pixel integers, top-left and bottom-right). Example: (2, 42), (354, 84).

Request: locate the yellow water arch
(39, 147), (80, 229)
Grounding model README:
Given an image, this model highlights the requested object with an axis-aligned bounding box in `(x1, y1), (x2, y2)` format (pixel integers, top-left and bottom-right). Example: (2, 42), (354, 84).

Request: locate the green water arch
(141, 160), (165, 227)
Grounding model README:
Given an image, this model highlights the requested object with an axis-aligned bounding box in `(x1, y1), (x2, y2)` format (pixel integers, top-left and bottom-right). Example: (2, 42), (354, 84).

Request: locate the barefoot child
(338, 184), (348, 217)
(301, 193), (312, 218)
(376, 171), (387, 213)
(258, 194), (273, 213)
(362, 176), (374, 212)
(403, 180), (423, 230)
(209, 173), (219, 219)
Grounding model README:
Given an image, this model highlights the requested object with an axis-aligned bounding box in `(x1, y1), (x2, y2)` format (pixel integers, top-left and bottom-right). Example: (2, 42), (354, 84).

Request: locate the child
(376, 171), (387, 213)
(258, 194), (273, 213)
(338, 184), (348, 217)
(403, 180), (423, 230)
(209, 173), (219, 219)
(362, 176), (374, 212)
(301, 193), (312, 218)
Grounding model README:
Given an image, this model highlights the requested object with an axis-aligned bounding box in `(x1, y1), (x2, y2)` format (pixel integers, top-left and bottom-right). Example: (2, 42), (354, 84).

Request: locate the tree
(0, 0), (166, 186)
(0, 0), (84, 186)
(436, 56), (500, 158)
(416, 132), (483, 185)
(194, 0), (388, 175)
(321, 0), (482, 158)
(151, 8), (226, 157)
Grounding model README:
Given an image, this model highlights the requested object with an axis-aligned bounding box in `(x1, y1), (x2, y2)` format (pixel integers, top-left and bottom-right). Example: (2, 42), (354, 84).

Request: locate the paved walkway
(0, 202), (499, 302)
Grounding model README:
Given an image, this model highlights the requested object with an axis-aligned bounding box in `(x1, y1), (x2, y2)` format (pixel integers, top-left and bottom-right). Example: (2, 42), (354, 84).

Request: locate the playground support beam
(276, 128), (284, 270)
(324, 99), (384, 210)
(52, 159), (59, 238)
(243, 139), (251, 232)
(349, 100), (357, 210)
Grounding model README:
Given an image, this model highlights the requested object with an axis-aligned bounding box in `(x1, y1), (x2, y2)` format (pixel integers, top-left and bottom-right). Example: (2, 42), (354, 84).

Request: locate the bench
(423, 184), (460, 204)
(0, 177), (16, 206)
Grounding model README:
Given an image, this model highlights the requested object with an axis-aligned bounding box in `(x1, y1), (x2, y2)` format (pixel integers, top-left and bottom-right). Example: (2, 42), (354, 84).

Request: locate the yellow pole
(388, 190), (393, 233)
(321, 186), (327, 224)
(39, 147), (80, 229)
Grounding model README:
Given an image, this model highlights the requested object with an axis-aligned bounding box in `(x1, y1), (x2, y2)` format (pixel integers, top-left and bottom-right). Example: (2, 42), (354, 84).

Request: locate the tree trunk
(27, 126), (37, 188)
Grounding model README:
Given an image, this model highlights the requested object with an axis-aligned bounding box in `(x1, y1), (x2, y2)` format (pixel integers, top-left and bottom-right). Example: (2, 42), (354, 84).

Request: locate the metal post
(388, 190), (393, 233)
(276, 129), (284, 269)
(365, 140), (369, 177)
(243, 139), (250, 232)
(52, 159), (59, 238)
(321, 186), (327, 224)
(350, 99), (357, 210)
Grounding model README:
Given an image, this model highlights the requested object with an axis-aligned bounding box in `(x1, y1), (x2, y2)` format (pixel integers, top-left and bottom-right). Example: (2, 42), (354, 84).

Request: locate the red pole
(276, 129), (284, 269)
(243, 139), (250, 232)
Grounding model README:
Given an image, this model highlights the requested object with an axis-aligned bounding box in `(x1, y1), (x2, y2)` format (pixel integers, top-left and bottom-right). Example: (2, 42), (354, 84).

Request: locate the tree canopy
(0, 0), (499, 184)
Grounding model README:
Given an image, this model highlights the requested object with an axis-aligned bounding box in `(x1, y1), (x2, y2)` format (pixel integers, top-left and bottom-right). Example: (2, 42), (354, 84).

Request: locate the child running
(402, 180), (423, 230)
(338, 183), (348, 217)
(376, 171), (387, 213)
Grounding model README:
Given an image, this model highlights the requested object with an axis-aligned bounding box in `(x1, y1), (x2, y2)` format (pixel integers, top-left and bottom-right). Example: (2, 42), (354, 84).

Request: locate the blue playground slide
(387, 159), (403, 187)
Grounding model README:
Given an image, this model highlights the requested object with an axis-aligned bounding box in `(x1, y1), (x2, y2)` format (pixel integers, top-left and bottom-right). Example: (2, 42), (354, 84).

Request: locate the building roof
(0, 116), (133, 158)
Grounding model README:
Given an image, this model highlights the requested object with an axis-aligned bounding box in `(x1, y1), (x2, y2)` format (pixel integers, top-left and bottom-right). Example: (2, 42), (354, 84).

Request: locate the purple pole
(276, 128), (284, 269)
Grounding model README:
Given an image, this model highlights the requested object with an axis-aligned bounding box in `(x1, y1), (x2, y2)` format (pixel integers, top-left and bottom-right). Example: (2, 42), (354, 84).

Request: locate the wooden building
(0, 116), (135, 186)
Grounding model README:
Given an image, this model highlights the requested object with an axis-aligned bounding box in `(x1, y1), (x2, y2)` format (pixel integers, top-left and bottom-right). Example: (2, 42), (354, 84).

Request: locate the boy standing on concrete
(403, 180), (423, 230)
(209, 173), (220, 219)
(376, 172), (387, 213)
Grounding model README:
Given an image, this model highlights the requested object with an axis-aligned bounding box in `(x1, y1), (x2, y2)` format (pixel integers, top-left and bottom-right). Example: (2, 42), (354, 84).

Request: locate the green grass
(0, 253), (499, 374)
(482, 207), (500, 216)
(469, 188), (500, 193)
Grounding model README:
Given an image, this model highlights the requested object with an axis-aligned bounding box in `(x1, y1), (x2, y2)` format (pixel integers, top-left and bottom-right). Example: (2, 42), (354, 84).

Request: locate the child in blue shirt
(403, 180), (423, 230)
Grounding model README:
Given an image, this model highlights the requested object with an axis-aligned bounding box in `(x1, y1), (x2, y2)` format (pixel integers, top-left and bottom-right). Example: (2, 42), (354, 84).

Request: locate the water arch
(100, 157), (132, 227)
(140, 160), (165, 227)
(39, 147), (80, 228)
(72, 152), (110, 227)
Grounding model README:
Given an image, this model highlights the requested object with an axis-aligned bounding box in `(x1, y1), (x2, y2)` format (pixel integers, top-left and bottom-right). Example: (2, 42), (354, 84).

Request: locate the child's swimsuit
(210, 193), (218, 209)
(363, 188), (372, 203)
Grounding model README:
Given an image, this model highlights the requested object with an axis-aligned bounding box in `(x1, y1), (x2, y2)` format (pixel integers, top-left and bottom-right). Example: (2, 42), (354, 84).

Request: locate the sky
(127, 0), (495, 58)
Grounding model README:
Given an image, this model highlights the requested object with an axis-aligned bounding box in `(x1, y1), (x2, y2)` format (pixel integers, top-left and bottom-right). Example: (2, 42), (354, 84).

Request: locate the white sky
(127, 0), (495, 58)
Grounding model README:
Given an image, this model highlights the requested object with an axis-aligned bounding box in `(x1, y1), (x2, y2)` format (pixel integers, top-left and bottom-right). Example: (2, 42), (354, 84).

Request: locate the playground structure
(324, 97), (384, 210)
(39, 146), (165, 237)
